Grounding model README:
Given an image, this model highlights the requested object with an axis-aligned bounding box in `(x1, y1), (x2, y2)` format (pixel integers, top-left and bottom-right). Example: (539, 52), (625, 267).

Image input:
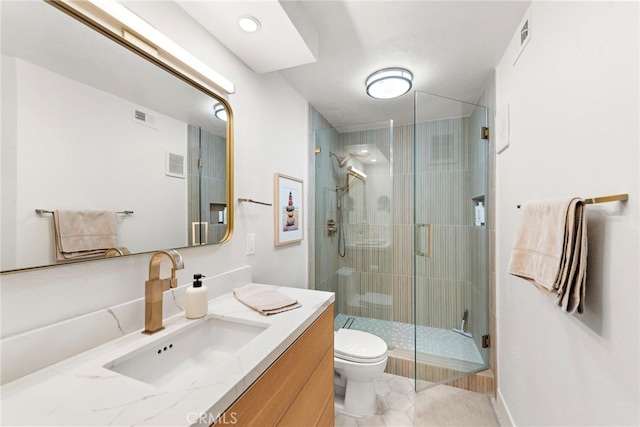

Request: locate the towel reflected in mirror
(53, 210), (118, 261)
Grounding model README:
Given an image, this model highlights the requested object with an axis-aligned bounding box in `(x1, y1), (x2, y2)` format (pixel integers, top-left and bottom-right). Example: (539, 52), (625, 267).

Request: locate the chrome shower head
(329, 151), (369, 168)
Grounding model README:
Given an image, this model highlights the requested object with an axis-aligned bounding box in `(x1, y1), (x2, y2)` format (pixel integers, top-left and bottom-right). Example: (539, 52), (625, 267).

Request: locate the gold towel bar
(238, 198), (272, 206)
(583, 194), (629, 205)
(35, 209), (134, 215)
(517, 193), (628, 209)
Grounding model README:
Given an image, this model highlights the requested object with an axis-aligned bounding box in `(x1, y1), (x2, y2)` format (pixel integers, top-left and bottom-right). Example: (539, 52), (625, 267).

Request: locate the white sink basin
(104, 317), (269, 388)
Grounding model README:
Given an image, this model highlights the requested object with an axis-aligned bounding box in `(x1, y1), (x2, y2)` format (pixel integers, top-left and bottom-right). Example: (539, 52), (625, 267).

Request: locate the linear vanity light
(85, 0), (235, 94)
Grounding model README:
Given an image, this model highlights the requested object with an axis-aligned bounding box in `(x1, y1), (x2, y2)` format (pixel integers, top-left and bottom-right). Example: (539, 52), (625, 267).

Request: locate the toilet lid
(334, 329), (388, 363)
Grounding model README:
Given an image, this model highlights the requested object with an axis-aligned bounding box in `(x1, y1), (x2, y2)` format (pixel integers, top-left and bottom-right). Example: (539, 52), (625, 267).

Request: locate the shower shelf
(472, 195), (486, 227)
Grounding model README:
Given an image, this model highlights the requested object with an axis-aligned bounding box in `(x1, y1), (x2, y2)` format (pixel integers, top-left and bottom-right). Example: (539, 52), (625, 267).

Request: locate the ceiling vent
(132, 107), (157, 129)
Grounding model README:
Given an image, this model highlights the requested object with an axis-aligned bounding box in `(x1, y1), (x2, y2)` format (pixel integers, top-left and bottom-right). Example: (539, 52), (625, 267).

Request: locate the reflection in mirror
(1, 1), (233, 272)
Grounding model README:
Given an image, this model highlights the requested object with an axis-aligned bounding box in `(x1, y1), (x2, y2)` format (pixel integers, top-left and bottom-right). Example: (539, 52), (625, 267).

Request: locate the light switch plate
(246, 234), (256, 255)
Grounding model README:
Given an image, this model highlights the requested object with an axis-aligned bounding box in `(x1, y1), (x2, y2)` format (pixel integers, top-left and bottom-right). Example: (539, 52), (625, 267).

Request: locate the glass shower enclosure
(312, 91), (489, 390)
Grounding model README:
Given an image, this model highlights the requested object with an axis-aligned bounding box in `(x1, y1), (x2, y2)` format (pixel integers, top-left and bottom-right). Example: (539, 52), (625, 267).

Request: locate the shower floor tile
(334, 313), (483, 364)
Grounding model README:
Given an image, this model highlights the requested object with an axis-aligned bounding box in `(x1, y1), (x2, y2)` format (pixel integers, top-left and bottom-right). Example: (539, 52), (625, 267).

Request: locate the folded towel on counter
(233, 284), (301, 316)
(53, 210), (117, 261)
(508, 197), (587, 314)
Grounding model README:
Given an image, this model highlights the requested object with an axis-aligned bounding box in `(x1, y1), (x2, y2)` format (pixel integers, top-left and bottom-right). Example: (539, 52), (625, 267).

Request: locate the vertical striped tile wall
(337, 126), (394, 322)
(414, 117), (471, 332)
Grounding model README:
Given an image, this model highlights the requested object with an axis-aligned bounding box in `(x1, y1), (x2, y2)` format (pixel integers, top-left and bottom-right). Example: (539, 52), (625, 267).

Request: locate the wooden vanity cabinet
(214, 304), (334, 427)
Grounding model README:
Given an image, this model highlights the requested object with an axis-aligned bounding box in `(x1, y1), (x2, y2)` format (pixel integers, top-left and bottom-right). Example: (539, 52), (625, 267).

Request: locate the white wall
(496, 2), (639, 425)
(3, 58), (188, 270)
(1, 2), (309, 338)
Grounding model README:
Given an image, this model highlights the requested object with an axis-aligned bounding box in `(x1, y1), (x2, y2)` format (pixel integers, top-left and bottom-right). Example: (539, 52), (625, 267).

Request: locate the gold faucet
(143, 250), (184, 334)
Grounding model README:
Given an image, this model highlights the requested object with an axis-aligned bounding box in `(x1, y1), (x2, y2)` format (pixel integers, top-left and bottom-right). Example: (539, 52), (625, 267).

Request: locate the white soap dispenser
(186, 273), (208, 319)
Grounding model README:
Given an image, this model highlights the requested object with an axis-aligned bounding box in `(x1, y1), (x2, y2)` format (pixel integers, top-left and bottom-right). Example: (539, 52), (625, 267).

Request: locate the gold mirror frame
(1, 1), (234, 272)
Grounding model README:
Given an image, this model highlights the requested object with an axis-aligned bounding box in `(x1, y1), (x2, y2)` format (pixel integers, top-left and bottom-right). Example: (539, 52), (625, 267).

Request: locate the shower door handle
(416, 223), (433, 258)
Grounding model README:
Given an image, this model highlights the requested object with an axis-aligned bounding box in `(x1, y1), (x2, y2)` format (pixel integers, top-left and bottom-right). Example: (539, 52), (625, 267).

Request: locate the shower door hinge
(481, 127), (490, 140)
(482, 334), (491, 348)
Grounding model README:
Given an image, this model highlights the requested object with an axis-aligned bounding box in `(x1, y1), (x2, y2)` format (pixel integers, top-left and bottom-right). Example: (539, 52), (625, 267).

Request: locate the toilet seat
(334, 329), (388, 363)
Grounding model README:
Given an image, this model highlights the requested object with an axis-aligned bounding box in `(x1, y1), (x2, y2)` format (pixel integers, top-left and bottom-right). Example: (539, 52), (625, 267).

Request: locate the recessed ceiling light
(366, 68), (413, 99)
(238, 16), (261, 33)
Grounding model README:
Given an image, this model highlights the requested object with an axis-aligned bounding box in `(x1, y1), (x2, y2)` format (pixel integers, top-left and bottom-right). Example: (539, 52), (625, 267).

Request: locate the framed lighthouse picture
(274, 173), (303, 246)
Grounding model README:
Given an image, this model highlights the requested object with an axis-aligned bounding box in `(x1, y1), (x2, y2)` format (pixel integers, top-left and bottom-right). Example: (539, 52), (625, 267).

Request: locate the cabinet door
(278, 348), (334, 426)
(215, 304), (334, 426)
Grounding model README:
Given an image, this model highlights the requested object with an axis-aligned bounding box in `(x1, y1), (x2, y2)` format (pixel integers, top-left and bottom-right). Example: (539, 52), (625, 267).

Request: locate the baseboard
(496, 387), (515, 426)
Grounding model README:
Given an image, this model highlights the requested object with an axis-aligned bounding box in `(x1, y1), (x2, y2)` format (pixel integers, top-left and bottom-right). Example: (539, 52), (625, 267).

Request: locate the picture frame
(274, 173), (303, 246)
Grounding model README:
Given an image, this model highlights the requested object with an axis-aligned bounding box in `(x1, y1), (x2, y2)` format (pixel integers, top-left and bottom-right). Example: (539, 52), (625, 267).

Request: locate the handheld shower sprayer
(331, 151), (369, 258)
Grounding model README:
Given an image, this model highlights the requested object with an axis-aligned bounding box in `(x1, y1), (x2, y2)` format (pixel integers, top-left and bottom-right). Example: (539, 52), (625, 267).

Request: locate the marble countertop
(1, 285), (334, 426)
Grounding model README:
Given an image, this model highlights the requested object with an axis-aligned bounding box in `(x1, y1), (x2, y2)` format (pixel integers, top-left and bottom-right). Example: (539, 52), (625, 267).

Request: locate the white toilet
(334, 328), (388, 417)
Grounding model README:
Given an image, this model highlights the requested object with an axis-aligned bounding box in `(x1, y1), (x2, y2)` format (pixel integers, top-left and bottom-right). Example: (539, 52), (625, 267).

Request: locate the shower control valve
(327, 219), (337, 236)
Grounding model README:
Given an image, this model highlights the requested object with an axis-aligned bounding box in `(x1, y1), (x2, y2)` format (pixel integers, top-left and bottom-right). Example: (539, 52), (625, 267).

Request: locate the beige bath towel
(508, 197), (587, 313)
(233, 284), (301, 316)
(53, 210), (117, 261)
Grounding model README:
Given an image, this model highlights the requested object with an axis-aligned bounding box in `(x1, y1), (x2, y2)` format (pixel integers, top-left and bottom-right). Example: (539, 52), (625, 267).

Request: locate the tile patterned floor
(334, 314), (484, 364)
(335, 373), (503, 427)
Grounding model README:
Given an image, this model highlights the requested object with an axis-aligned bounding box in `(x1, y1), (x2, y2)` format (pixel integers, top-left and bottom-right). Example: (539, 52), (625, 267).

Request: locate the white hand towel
(233, 284), (301, 316)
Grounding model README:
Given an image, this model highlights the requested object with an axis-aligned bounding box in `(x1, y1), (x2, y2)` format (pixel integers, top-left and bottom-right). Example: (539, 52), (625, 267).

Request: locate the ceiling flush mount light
(365, 68), (413, 99)
(213, 103), (227, 121)
(238, 16), (261, 33)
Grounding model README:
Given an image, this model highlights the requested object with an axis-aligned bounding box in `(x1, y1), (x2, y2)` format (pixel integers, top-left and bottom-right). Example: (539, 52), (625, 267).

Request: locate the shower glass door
(314, 121), (396, 345)
(413, 91), (489, 390)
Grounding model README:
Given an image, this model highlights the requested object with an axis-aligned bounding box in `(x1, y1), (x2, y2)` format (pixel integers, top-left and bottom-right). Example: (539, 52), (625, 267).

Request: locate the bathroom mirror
(1, 1), (234, 272)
